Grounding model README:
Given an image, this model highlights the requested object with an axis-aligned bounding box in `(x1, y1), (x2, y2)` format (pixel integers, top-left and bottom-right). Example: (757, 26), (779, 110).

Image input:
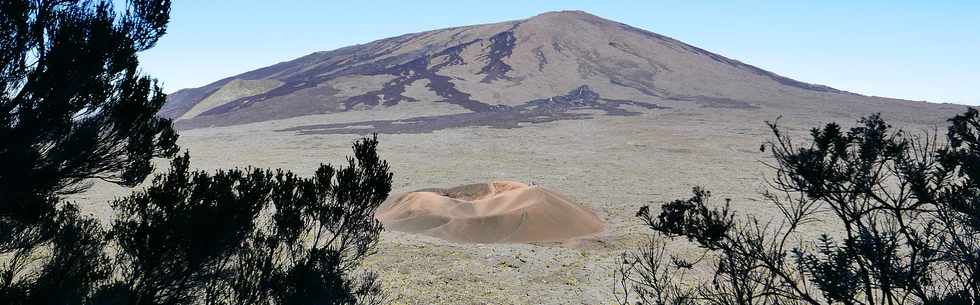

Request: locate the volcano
(375, 181), (605, 244)
(161, 10), (956, 132)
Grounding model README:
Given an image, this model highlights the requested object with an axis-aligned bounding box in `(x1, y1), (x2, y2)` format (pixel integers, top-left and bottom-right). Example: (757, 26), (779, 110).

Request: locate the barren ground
(74, 104), (958, 304)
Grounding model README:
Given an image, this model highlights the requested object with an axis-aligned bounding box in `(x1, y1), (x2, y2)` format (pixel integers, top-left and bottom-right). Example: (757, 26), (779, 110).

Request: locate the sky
(137, 0), (980, 105)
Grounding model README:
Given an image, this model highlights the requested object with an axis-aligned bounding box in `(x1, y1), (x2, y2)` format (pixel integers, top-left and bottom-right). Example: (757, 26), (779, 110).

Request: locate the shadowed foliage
(1, 1), (392, 304)
(1, 0), (176, 303)
(620, 110), (980, 305)
(105, 136), (391, 305)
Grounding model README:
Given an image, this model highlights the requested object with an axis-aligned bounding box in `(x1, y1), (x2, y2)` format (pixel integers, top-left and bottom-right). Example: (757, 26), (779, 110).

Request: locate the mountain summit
(161, 10), (951, 131)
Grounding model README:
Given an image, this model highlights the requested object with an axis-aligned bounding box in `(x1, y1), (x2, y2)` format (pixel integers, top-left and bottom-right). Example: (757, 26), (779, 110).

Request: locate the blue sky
(137, 1), (980, 105)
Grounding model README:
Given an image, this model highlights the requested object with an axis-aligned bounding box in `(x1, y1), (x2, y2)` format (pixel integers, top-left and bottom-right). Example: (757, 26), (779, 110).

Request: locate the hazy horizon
(138, 1), (979, 105)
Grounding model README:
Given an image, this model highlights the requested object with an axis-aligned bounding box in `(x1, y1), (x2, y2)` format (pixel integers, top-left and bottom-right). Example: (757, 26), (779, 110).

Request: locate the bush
(1, 2), (393, 304)
(620, 111), (980, 305)
(106, 136), (392, 305)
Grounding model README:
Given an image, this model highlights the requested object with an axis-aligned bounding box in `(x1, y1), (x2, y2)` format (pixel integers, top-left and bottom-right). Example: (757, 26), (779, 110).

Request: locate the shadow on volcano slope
(279, 85), (665, 134)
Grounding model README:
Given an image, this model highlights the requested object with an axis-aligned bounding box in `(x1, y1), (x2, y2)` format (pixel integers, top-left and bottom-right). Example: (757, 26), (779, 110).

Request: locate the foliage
(1, 0), (175, 303)
(620, 111), (980, 305)
(106, 136), (391, 305)
(0, 1), (392, 304)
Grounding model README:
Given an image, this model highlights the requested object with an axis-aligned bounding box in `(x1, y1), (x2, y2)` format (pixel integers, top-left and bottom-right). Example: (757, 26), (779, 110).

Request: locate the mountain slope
(161, 10), (955, 131)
